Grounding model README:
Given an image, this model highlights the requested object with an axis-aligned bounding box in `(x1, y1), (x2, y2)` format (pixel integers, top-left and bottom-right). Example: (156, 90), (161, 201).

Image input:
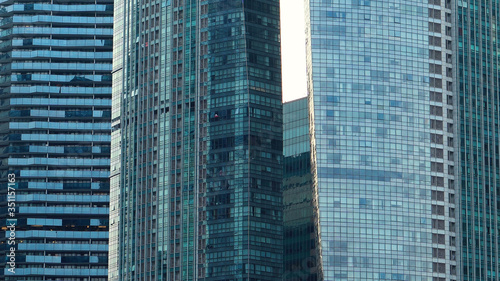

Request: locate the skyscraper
(456, 0), (500, 279)
(304, 0), (458, 279)
(0, 0), (113, 280)
(283, 97), (321, 281)
(109, 0), (283, 280)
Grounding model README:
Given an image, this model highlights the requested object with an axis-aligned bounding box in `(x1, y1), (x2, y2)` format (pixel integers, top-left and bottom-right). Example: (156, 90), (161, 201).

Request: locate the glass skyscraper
(456, 0), (500, 280)
(0, 0), (112, 280)
(304, 0), (458, 280)
(109, 0), (283, 280)
(283, 97), (321, 281)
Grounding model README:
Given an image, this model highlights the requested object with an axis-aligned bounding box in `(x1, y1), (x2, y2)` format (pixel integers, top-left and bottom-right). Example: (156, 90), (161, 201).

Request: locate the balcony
(0, 27), (12, 39)
(0, 51), (12, 62)
(0, 40), (12, 51)
(0, 75), (12, 86)
(0, 0), (14, 6)
(0, 6), (13, 16)
(0, 16), (13, 29)
(0, 64), (11, 74)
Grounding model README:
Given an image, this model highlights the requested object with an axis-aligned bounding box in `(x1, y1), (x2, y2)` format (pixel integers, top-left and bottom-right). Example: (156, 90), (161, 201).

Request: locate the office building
(283, 97), (321, 281)
(109, 0), (283, 280)
(0, 0), (113, 280)
(304, 0), (458, 280)
(456, 0), (500, 279)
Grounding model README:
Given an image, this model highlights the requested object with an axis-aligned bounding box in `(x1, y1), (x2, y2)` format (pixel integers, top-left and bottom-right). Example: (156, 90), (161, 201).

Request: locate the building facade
(0, 0), (113, 280)
(456, 0), (500, 279)
(109, 0), (283, 280)
(304, 0), (458, 280)
(283, 97), (321, 281)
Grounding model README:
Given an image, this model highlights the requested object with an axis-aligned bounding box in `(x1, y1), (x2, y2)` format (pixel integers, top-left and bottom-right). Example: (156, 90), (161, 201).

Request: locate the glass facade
(110, 0), (283, 280)
(305, 0), (457, 280)
(283, 97), (321, 281)
(456, 0), (500, 280)
(0, 0), (112, 280)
